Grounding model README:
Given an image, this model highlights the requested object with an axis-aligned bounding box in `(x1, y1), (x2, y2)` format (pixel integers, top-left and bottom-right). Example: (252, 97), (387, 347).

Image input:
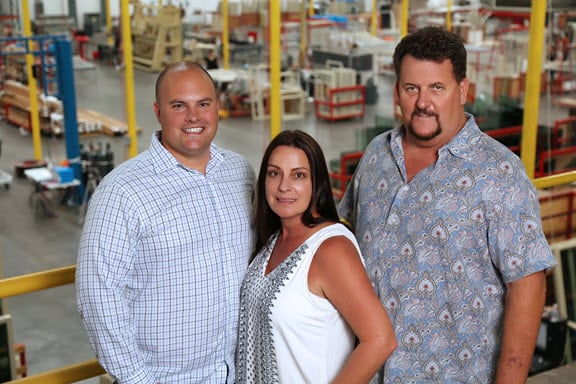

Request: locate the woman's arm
(309, 236), (397, 384)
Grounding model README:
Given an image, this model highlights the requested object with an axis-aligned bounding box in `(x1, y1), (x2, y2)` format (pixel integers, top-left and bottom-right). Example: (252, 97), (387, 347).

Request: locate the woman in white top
(236, 130), (397, 383)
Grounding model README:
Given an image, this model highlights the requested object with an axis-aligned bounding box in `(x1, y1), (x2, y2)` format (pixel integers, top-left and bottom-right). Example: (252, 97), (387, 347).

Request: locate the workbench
(24, 168), (81, 218)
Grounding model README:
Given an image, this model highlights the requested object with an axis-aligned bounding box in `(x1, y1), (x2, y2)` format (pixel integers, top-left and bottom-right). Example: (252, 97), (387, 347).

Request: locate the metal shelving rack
(313, 66), (365, 121)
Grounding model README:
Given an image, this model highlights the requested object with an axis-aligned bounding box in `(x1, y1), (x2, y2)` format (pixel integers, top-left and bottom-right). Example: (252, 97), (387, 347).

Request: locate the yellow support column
(105, 0), (113, 46)
(446, 0), (452, 32)
(269, 0), (282, 139)
(521, 0), (546, 179)
(222, 0), (230, 70)
(121, 0), (138, 158)
(371, 0), (378, 36)
(300, 0), (307, 64)
(401, 0), (409, 38)
(21, 0), (42, 160)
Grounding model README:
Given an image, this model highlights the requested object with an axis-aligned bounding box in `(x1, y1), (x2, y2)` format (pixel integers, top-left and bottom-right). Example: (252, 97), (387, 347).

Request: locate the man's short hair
(393, 26), (467, 83)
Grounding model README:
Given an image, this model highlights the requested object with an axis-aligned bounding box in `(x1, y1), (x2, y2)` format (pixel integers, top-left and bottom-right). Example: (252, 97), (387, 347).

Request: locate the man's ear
(153, 102), (160, 122)
(393, 81), (399, 106)
(459, 78), (470, 106)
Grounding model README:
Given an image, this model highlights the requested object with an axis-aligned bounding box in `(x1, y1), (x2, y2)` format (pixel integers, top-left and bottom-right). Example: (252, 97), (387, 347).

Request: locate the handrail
(0, 266), (75, 298)
(533, 171), (576, 190)
(0, 266), (105, 383)
(9, 360), (104, 384)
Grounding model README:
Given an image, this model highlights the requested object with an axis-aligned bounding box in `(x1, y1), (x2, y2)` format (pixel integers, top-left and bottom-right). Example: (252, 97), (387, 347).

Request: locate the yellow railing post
(20, 0), (42, 161)
(121, 0), (138, 159)
(521, 0), (547, 179)
(269, 0), (282, 139)
(401, 0), (409, 38)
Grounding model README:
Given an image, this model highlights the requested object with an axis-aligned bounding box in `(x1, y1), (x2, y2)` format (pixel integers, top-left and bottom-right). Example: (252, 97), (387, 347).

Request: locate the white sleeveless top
(235, 223), (363, 383)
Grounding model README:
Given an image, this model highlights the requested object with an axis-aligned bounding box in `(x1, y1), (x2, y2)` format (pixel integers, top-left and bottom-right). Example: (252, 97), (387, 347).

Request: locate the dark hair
(254, 130), (339, 255)
(393, 26), (467, 83)
(155, 61), (218, 103)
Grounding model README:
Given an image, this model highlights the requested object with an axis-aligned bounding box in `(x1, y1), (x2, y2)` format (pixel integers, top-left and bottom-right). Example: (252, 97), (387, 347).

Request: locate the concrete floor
(0, 60), (571, 382)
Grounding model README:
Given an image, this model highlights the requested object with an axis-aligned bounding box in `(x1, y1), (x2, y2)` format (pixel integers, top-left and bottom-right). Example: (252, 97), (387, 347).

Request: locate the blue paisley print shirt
(339, 114), (557, 383)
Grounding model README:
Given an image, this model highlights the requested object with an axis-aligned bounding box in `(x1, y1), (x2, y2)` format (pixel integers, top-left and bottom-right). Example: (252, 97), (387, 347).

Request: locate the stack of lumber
(0, 80), (46, 112)
(0, 80), (53, 132)
(77, 109), (137, 136)
(0, 80), (141, 136)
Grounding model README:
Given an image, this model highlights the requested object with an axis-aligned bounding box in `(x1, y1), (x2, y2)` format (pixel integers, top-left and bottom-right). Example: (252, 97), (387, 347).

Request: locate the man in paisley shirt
(339, 26), (557, 383)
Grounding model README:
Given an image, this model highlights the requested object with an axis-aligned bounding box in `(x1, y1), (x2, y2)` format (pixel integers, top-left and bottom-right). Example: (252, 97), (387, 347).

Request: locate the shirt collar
(149, 131), (224, 174)
(391, 113), (479, 161)
(441, 113), (480, 161)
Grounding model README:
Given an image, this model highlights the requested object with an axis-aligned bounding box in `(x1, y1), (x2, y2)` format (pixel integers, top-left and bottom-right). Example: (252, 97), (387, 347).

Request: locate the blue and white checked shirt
(76, 132), (255, 384)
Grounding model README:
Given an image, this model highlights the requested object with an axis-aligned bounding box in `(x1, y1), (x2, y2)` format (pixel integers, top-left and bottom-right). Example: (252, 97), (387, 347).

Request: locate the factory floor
(0, 60), (571, 383)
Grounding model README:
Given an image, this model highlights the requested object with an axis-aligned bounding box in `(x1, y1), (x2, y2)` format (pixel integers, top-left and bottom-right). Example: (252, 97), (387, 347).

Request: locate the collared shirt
(76, 132), (255, 384)
(339, 114), (556, 383)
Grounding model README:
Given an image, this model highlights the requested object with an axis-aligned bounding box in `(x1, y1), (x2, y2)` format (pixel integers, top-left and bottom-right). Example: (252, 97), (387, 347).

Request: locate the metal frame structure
(0, 35), (64, 96)
(0, 35), (82, 193)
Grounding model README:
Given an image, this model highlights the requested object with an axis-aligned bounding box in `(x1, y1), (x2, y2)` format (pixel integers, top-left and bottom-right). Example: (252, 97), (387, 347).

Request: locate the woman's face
(265, 145), (313, 224)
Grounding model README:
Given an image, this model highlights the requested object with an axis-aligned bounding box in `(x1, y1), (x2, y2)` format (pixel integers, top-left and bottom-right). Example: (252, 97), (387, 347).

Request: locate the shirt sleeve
(76, 183), (156, 384)
(486, 166), (557, 283)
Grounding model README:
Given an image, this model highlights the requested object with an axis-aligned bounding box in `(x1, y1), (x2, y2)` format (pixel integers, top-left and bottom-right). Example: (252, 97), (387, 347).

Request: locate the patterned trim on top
(236, 235), (309, 383)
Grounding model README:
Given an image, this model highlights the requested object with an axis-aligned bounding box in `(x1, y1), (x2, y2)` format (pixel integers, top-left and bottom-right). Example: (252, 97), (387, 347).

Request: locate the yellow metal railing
(9, 360), (104, 384)
(533, 171), (576, 191)
(0, 266), (105, 383)
(0, 266), (75, 298)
